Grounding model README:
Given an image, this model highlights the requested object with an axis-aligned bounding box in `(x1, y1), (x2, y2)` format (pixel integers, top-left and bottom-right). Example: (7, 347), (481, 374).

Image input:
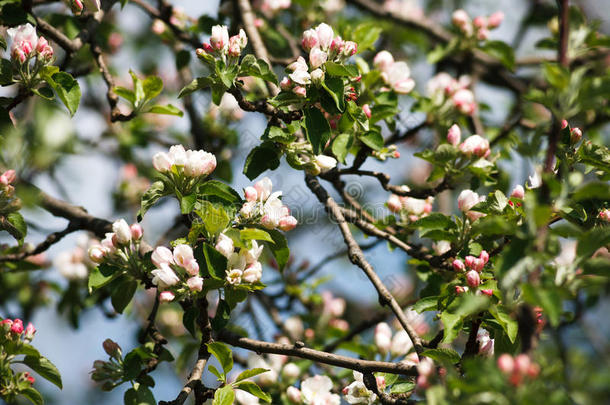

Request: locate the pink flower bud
(479, 250), (489, 265)
(186, 276), (203, 292)
(374, 51), (394, 72)
(151, 246), (174, 267)
(0, 170), (16, 185)
(286, 386), (301, 403)
(466, 270), (480, 288)
(210, 25), (229, 51)
(481, 289), (494, 296)
(570, 127), (582, 143)
(452, 9), (470, 29)
(514, 354), (531, 375)
(452, 259), (465, 272)
(315, 23), (334, 50)
(376, 375), (386, 391)
(477, 28), (490, 41)
(329, 36), (344, 56)
(184, 259), (199, 276)
(202, 43), (214, 53)
(88, 246), (105, 263)
(455, 285), (467, 294)
(362, 104), (372, 119)
(465, 255), (476, 268)
(159, 291), (175, 302)
(343, 41), (357, 57)
(25, 323), (36, 340)
(459, 135), (490, 158)
(280, 76), (293, 91)
(473, 16), (487, 29)
(301, 29), (319, 52)
(24, 372), (35, 385)
(510, 184), (525, 199)
(11, 319), (24, 334)
(417, 357), (435, 377)
(309, 47), (328, 68)
(487, 11), (504, 29)
(497, 354), (514, 374)
(293, 86), (307, 97)
(561, 119), (568, 129)
(152, 152), (172, 172)
(447, 124), (461, 146)
(599, 209), (610, 222)
(130, 224), (143, 240)
(279, 216), (298, 231)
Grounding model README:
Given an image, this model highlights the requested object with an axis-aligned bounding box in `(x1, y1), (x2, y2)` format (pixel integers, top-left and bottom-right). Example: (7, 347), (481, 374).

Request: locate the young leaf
(213, 385), (235, 405)
(206, 342), (233, 374)
(332, 133), (352, 163)
(20, 388), (43, 405)
(358, 131), (384, 151)
(137, 181), (166, 221)
(110, 279), (138, 314)
(113, 86), (136, 104)
(421, 348), (461, 364)
(142, 75), (163, 100)
(234, 368), (270, 383)
(200, 243), (228, 280)
(234, 381), (272, 403)
(145, 104), (184, 116)
(179, 77), (214, 98)
(240, 228), (274, 243)
(23, 355), (63, 389)
(47, 72), (81, 116)
(243, 142), (281, 180)
(304, 107), (331, 155)
(264, 229), (289, 272)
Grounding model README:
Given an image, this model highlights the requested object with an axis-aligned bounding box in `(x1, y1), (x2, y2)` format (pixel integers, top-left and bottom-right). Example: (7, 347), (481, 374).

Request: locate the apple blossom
(282, 362), (301, 380)
(447, 124), (461, 146)
(343, 371), (376, 404)
(186, 276), (203, 292)
(452, 259), (465, 272)
(151, 263), (180, 288)
(477, 328), (494, 356)
(385, 61), (415, 94)
(302, 29), (319, 51)
(159, 291), (175, 302)
(452, 88), (476, 114)
(570, 127), (582, 144)
(130, 224), (143, 240)
(390, 330), (413, 357)
(7, 24), (38, 61)
(152, 246), (174, 267)
(152, 152), (172, 172)
(215, 233), (234, 258)
(511, 184), (525, 199)
(455, 285), (467, 294)
(374, 322), (392, 354)
(54, 250), (88, 280)
(24, 322), (36, 340)
(373, 50), (394, 72)
(210, 25), (229, 51)
(417, 357), (435, 377)
(279, 215), (298, 231)
(599, 209), (610, 222)
(10, 319), (24, 334)
(315, 155), (338, 173)
(481, 289), (494, 296)
(279, 76), (292, 90)
(285, 316), (304, 339)
(310, 68), (325, 84)
(226, 269), (243, 285)
(286, 386), (302, 403)
(315, 23), (334, 50)
(88, 246), (105, 263)
(362, 104), (372, 119)
(458, 189), (484, 213)
(466, 269), (480, 288)
(242, 261), (263, 283)
(452, 9), (471, 30)
(173, 244), (195, 268)
(301, 375), (340, 405)
(387, 194), (402, 212)
(343, 41), (357, 57)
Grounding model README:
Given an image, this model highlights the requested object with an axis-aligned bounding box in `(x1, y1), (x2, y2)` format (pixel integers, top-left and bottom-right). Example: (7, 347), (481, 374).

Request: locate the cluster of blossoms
(6, 24), (53, 65)
(452, 9), (504, 41)
(153, 144), (217, 178)
(446, 124), (491, 158)
(238, 177), (298, 231)
(1, 318), (37, 385)
(54, 234), (99, 280)
(373, 51), (415, 94)
(342, 371), (384, 404)
(88, 219), (144, 268)
(387, 187), (434, 222)
(280, 23), (357, 97)
(196, 25), (248, 61)
(497, 353), (540, 386)
(452, 250), (491, 292)
(286, 375), (340, 405)
(149, 244), (203, 302)
(0, 170), (20, 214)
(66, 0), (101, 15)
(216, 233), (264, 285)
(427, 72), (476, 115)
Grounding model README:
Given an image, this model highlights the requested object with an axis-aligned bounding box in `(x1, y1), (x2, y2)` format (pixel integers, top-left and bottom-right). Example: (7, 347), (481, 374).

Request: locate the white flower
(54, 251), (88, 280)
(152, 152), (172, 172)
(7, 23), (38, 56)
(417, 357), (435, 377)
(452, 88), (476, 114)
(247, 355), (278, 386)
(290, 69), (311, 85)
(168, 145), (187, 166)
(390, 330), (413, 358)
(309, 47), (328, 68)
(457, 189), (482, 213)
(242, 261), (263, 283)
(226, 269), (243, 285)
(210, 25), (229, 50)
(261, 192), (285, 229)
(254, 177), (273, 201)
(287, 56), (309, 72)
(301, 375), (340, 405)
(402, 197), (426, 215)
(374, 322), (392, 354)
(433, 240), (451, 256)
(286, 386), (302, 403)
(315, 155), (337, 173)
(152, 246), (175, 267)
(315, 23), (334, 50)
(184, 149), (217, 177)
(282, 363), (301, 379)
(374, 50), (394, 73)
(343, 371), (376, 404)
(215, 233), (234, 258)
(244, 240), (264, 264)
(386, 61), (414, 94)
(528, 170), (542, 189)
(173, 244), (194, 268)
(186, 276), (204, 292)
(151, 263), (180, 288)
(311, 68), (325, 84)
(112, 219), (132, 245)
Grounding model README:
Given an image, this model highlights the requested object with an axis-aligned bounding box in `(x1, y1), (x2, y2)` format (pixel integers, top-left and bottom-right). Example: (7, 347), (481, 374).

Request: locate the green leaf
(200, 243), (228, 280)
(325, 62), (358, 77)
(243, 142), (281, 180)
(413, 296), (439, 313)
(213, 385), (235, 405)
(182, 306), (199, 337)
(0, 59), (13, 86)
(16, 344), (41, 358)
(240, 228), (274, 243)
(129, 70), (145, 106)
(234, 381), (272, 403)
(412, 213), (455, 232)
(390, 381), (415, 394)
(199, 180), (243, 207)
(198, 202), (231, 237)
(113, 86), (136, 104)
(124, 384), (156, 405)
(31, 86), (55, 100)
(264, 229), (289, 272)
(209, 364), (224, 381)
(88, 267), (120, 292)
(20, 388), (43, 405)
(358, 131), (384, 151)
(304, 107), (332, 155)
(110, 279), (137, 314)
(3, 212), (27, 241)
(440, 312), (462, 343)
(239, 55), (278, 84)
(481, 40), (515, 70)
(47, 72), (81, 116)
(262, 126), (296, 144)
(577, 227), (610, 260)
(181, 193), (197, 214)
(211, 299), (231, 330)
(145, 104), (183, 116)
(235, 368), (270, 383)
(23, 355), (63, 389)
(138, 181), (166, 221)
(489, 305), (518, 343)
(522, 284), (562, 327)
(421, 348), (460, 363)
(321, 76), (346, 112)
(332, 133), (352, 163)
(351, 22), (383, 52)
(207, 342), (233, 374)
(142, 76), (163, 100)
(178, 77), (214, 98)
